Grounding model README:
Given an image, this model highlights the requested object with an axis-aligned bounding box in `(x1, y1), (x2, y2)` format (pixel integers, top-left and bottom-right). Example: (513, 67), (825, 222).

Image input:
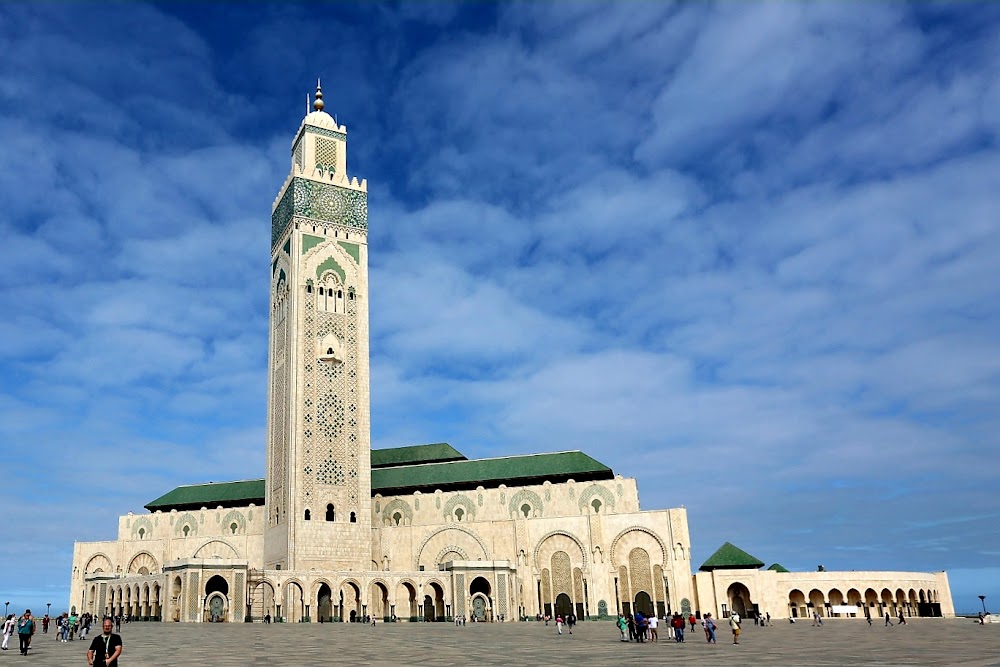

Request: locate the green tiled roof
(371, 450), (613, 496)
(144, 479), (266, 512)
(699, 542), (765, 571)
(370, 443), (466, 468)
(767, 563), (790, 573)
(144, 450), (613, 511)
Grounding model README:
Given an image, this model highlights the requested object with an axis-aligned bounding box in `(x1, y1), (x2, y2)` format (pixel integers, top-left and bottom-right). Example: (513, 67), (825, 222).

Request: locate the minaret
(264, 81), (371, 571)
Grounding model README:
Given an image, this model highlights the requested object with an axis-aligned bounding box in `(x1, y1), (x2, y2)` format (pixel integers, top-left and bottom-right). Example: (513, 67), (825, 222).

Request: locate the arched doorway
(470, 577), (492, 622)
(788, 589), (806, 618)
(285, 582), (304, 623)
(317, 583), (333, 622)
(555, 593), (573, 618)
(171, 576), (183, 622)
(370, 582), (389, 621)
(397, 582), (417, 620)
(633, 591), (653, 616)
(251, 581), (276, 621)
(423, 595), (435, 621)
(204, 575), (229, 622)
(727, 582), (753, 618)
(341, 582), (361, 622)
(808, 589), (826, 617)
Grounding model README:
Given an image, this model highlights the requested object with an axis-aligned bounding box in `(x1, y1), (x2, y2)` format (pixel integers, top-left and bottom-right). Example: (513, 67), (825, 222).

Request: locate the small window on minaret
(350, 512), (357, 523)
(326, 504), (335, 521)
(307, 284), (313, 294)
(304, 509), (311, 521)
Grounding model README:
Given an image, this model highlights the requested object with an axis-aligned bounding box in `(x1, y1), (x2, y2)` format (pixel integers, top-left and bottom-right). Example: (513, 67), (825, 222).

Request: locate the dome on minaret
(303, 79), (338, 128)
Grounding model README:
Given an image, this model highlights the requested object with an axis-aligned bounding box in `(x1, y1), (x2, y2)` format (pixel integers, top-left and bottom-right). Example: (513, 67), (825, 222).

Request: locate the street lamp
(47, 603), (51, 618)
(979, 595), (987, 614)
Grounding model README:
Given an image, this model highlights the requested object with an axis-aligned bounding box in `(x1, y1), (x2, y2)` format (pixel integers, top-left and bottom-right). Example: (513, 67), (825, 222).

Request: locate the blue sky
(1, 2), (998, 615)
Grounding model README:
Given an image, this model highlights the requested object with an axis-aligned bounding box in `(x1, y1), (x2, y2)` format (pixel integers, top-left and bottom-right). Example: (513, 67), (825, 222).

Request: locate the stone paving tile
(9, 618), (1000, 666)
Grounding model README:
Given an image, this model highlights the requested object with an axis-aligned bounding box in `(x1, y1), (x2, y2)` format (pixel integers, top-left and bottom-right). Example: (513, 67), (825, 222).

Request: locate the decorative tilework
(629, 547), (652, 596)
(551, 551), (572, 597)
(455, 574), (465, 616)
(305, 125), (347, 142)
(271, 178), (368, 248)
(234, 572), (245, 619)
(497, 573), (508, 617)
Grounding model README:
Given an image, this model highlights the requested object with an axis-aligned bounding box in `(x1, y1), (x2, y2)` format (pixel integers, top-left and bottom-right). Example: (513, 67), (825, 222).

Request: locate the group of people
(1, 609), (123, 665)
(614, 611), (746, 645)
(554, 613), (577, 634)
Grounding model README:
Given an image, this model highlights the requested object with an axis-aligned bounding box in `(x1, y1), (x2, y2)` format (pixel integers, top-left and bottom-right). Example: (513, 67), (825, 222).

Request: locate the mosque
(69, 85), (955, 624)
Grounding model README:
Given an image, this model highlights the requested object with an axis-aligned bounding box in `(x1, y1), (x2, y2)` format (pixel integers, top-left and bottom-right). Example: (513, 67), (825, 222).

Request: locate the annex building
(70, 85), (955, 624)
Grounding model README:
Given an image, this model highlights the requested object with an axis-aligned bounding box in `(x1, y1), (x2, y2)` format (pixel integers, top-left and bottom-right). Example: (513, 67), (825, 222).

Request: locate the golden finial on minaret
(313, 78), (325, 111)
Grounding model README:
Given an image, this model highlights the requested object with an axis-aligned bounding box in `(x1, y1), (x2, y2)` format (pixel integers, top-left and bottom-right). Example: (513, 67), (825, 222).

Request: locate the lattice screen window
(315, 138), (337, 175)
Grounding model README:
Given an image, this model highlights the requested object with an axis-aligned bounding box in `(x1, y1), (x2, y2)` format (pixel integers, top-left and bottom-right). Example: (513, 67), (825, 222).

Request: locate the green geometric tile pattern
(271, 177), (368, 247)
(305, 125), (347, 142)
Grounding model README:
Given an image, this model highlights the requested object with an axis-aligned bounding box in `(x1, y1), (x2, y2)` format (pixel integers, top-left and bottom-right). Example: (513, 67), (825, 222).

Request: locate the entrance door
(209, 596), (225, 622)
(472, 597), (487, 621)
(633, 592), (653, 616)
(555, 593), (573, 618)
(424, 596), (435, 622)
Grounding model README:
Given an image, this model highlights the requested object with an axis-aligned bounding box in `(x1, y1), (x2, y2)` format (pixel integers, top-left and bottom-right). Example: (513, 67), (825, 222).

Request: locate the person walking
(647, 613), (658, 642)
(555, 614), (563, 635)
(898, 610), (907, 626)
(885, 612), (893, 626)
(616, 614), (628, 642)
(730, 612), (742, 645)
(663, 615), (674, 641)
(705, 613), (717, 643)
(566, 612), (575, 634)
(672, 613), (685, 642)
(688, 613), (697, 631)
(1, 614), (15, 650)
(16, 610), (35, 656)
(87, 617), (123, 667)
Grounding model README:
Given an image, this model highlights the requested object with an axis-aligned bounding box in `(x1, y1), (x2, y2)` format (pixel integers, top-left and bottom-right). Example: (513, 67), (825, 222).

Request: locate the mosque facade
(69, 87), (955, 624)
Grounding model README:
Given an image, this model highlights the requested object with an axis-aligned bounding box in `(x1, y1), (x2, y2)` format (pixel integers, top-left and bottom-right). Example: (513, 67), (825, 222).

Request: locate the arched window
(591, 499), (602, 514)
(138, 528), (145, 539)
(350, 512), (357, 523)
(326, 504), (335, 522)
(521, 504), (531, 518)
(182, 525), (190, 537)
(230, 522), (238, 535)
(392, 512), (402, 526)
(304, 509), (311, 521)
(306, 284), (313, 294)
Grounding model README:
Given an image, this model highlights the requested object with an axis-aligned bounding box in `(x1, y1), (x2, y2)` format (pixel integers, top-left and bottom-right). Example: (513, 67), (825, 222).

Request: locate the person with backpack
(616, 614), (628, 641)
(730, 612), (742, 645)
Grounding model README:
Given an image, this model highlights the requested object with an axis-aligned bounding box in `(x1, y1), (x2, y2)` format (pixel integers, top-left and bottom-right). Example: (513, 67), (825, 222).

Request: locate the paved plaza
(10, 618), (1000, 666)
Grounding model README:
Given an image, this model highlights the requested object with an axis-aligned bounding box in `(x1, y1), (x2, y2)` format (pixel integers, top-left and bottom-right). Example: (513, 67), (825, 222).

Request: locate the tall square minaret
(265, 83), (371, 571)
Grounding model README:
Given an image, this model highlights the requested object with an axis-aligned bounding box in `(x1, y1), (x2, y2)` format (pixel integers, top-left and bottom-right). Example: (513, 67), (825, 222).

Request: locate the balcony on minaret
(318, 333), (345, 366)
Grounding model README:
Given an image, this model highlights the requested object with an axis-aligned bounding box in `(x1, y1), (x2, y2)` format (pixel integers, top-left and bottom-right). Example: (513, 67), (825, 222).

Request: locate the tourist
(766, 612), (771, 626)
(688, 612), (697, 630)
(701, 615), (709, 641)
(87, 617), (123, 667)
(616, 614), (628, 641)
(730, 612), (742, 645)
(626, 613), (636, 641)
(705, 613), (717, 643)
(42, 615), (49, 634)
(16, 610), (35, 656)
(566, 612), (575, 634)
(647, 613), (658, 642)
(672, 613), (685, 642)
(663, 614), (674, 641)
(885, 612), (893, 627)
(898, 610), (907, 625)
(2, 614), (14, 651)
(555, 614), (563, 634)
